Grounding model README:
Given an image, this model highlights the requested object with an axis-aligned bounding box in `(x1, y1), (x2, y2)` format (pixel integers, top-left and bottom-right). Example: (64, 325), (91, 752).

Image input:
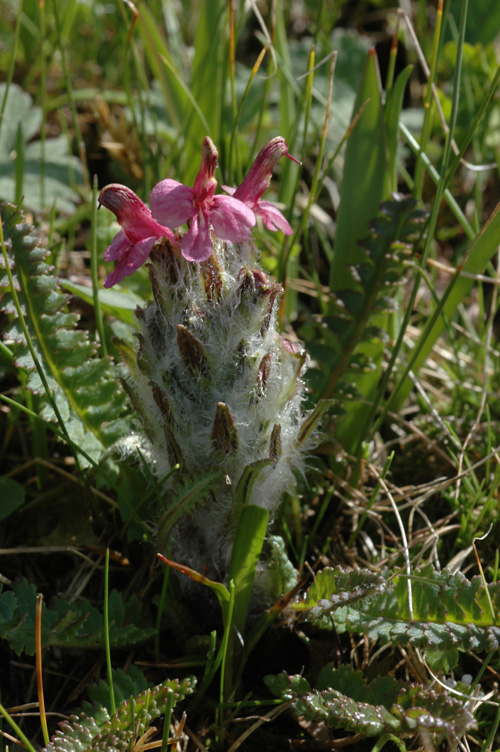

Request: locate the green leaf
(391, 199), (500, 410)
(88, 666), (150, 712)
(0, 203), (128, 464)
(330, 49), (389, 292)
(42, 676), (195, 752)
(266, 665), (476, 737)
(0, 84), (84, 213)
(294, 566), (387, 617)
(385, 65), (413, 190)
(0, 476), (25, 521)
(231, 457), (275, 527)
(292, 565), (500, 667)
(227, 504), (268, 637)
(156, 467), (226, 544)
(0, 580), (155, 655)
(60, 280), (144, 326)
(296, 399), (334, 447)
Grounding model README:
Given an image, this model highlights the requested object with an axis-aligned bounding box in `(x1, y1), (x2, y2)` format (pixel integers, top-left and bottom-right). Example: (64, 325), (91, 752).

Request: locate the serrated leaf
(292, 565), (500, 667)
(43, 676), (195, 752)
(267, 665), (476, 737)
(312, 195), (427, 451)
(88, 666), (150, 711)
(0, 203), (129, 464)
(156, 466), (226, 542)
(0, 580), (155, 655)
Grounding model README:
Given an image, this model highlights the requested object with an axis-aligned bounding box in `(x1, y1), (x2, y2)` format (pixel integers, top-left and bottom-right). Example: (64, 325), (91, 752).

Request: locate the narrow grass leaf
(329, 49), (389, 292)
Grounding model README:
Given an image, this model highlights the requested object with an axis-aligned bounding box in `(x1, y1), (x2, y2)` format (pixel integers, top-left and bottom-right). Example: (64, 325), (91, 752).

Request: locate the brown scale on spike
(177, 324), (210, 378)
(134, 332), (148, 373)
(200, 255), (223, 303)
(147, 309), (167, 359)
(278, 338), (307, 405)
(269, 424), (282, 461)
(148, 263), (166, 314)
(237, 267), (269, 295)
(163, 423), (184, 466)
(253, 352), (272, 402)
(261, 283), (284, 335)
(149, 236), (182, 286)
(149, 381), (173, 423)
(211, 402), (238, 457)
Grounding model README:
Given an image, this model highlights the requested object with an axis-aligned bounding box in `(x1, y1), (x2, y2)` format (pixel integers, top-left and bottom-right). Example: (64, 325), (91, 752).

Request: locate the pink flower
(99, 184), (175, 288)
(150, 136), (256, 263)
(224, 137), (295, 235)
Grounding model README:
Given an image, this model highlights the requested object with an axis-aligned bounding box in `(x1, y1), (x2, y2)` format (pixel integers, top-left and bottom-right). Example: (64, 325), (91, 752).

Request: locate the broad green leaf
(0, 476), (25, 521)
(231, 457), (275, 527)
(61, 280), (143, 325)
(227, 504), (268, 637)
(0, 85), (84, 213)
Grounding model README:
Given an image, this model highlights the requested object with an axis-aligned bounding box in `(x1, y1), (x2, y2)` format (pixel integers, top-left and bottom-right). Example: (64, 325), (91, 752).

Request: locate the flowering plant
(98, 136), (326, 637)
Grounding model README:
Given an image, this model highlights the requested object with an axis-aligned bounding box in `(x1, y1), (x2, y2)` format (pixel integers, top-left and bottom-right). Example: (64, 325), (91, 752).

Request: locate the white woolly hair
(126, 236), (314, 585)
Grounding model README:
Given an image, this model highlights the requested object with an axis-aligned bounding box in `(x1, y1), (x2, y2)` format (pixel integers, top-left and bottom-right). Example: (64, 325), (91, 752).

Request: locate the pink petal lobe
(150, 180), (195, 227)
(181, 211), (214, 263)
(103, 236), (156, 288)
(210, 195), (256, 243)
(103, 230), (130, 261)
(258, 201), (293, 235)
(222, 185), (236, 196)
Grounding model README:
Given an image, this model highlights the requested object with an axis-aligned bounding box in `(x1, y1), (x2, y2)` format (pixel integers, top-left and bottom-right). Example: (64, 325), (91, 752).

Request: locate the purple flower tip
(99, 183), (175, 287)
(226, 137), (295, 236)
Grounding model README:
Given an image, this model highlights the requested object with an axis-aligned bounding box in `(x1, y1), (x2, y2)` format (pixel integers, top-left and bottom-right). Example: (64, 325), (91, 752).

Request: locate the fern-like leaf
(265, 665), (476, 737)
(291, 565), (500, 670)
(0, 202), (128, 463)
(0, 579), (155, 655)
(43, 676), (195, 752)
(307, 194), (427, 402)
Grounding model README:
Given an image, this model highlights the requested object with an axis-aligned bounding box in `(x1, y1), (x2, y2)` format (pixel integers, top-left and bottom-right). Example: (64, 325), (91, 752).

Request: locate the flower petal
(99, 184), (173, 243)
(257, 200), (293, 235)
(103, 230), (131, 261)
(210, 195), (256, 243)
(181, 211), (214, 263)
(150, 180), (195, 228)
(192, 136), (218, 202)
(103, 236), (156, 288)
(233, 137), (289, 205)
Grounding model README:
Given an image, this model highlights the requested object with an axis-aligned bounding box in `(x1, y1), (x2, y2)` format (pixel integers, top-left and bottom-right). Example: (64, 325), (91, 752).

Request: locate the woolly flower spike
(150, 136), (256, 263)
(225, 136), (295, 235)
(99, 184), (175, 288)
